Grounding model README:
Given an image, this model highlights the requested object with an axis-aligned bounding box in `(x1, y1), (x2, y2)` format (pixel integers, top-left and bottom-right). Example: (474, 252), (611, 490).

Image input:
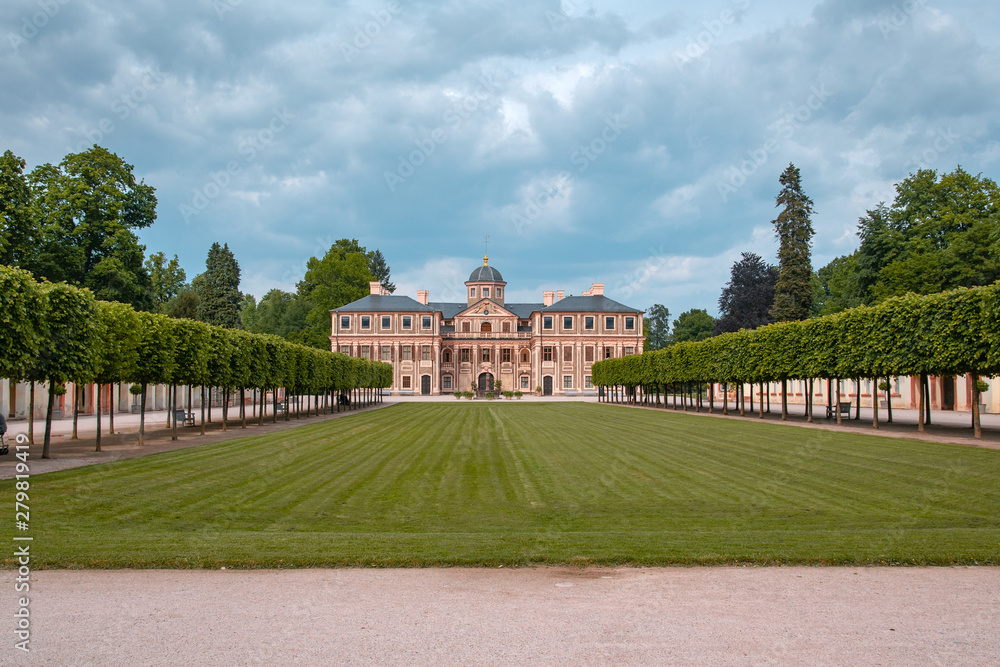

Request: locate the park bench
(174, 409), (195, 426)
(825, 401), (852, 419)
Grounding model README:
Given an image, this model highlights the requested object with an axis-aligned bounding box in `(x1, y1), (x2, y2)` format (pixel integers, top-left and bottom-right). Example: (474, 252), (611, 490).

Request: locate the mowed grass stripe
(6, 402), (1000, 567)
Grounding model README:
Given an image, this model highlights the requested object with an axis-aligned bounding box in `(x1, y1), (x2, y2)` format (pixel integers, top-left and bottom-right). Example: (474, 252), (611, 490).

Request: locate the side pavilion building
(330, 258), (644, 395)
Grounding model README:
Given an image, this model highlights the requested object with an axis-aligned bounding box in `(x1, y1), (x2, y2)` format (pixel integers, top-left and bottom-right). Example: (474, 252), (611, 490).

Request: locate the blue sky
(3, 0), (999, 316)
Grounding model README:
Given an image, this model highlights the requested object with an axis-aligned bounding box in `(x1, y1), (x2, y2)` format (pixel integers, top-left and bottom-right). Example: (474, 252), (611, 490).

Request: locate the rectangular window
(604, 347), (613, 359)
(402, 316), (412, 329)
(520, 376), (529, 389)
(563, 316), (573, 329)
(361, 345), (370, 359)
(563, 376), (572, 389)
(461, 348), (471, 363)
(497, 288), (502, 298)
(543, 346), (553, 362)
(585, 346), (594, 362)
(585, 376), (593, 389)
(402, 345), (412, 360)
(894, 377), (901, 394)
(470, 288), (477, 298)
(402, 376), (411, 389)
(543, 316), (553, 330)
(422, 345), (431, 361)
(483, 287), (490, 297)
(361, 316), (371, 329)
(605, 316), (614, 330)
(625, 346), (634, 356)
(563, 347), (572, 362)
(585, 316), (594, 330)
(339, 345), (351, 355)
(340, 316), (350, 329)
(502, 348), (511, 363)
(381, 316), (391, 329)
(482, 348), (491, 362)
(422, 316), (431, 329)
(381, 346), (391, 361)
(443, 376), (452, 389)
(625, 317), (635, 330)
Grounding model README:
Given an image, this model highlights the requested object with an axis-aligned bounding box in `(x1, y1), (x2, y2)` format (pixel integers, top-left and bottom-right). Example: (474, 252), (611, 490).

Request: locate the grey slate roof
(429, 302), (465, 319)
(468, 265), (504, 282)
(505, 303), (541, 319)
(332, 294), (434, 313)
(541, 294), (641, 314)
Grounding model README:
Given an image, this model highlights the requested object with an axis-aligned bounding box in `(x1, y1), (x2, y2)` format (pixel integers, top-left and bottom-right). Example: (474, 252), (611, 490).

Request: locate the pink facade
(330, 259), (644, 395)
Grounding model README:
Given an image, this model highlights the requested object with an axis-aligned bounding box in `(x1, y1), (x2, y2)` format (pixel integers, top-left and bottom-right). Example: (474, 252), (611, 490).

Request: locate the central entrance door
(543, 376), (553, 395)
(421, 375), (431, 395)
(478, 372), (494, 393)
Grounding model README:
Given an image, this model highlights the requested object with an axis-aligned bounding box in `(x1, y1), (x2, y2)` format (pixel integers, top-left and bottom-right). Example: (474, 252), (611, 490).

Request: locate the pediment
(455, 299), (515, 319)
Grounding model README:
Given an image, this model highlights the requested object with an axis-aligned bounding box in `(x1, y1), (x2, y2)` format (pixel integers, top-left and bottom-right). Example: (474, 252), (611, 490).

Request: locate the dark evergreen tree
(715, 252), (777, 334)
(769, 163), (815, 322)
(643, 304), (671, 350)
(367, 249), (395, 293)
(194, 242), (243, 328)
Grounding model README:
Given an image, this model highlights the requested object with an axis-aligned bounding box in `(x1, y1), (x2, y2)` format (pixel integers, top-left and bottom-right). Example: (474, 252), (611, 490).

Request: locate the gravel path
(3, 567), (996, 665)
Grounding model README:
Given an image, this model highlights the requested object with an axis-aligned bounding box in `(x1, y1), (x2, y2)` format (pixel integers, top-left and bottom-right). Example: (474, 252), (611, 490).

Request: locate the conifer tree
(769, 163), (815, 322)
(195, 242), (243, 328)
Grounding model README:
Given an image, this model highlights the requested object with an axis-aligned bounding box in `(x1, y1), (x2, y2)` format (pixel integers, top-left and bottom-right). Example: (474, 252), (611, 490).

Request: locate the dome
(468, 265), (504, 282)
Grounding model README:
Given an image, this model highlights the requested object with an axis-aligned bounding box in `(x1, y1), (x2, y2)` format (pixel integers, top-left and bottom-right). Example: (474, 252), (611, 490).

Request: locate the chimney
(369, 281), (382, 295)
(590, 282), (604, 296)
(543, 290), (555, 307)
(417, 290), (429, 305)
(556, 290), (564, 301)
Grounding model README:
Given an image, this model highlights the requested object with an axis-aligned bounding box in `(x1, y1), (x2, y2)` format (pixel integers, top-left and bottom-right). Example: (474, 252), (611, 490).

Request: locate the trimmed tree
(770, 163), (815, 322)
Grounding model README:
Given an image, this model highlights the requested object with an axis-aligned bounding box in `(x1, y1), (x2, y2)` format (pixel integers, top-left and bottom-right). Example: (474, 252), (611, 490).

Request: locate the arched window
(502, 321), (511, 333)
(520, 348), (530, 363)
(443, 349), (452, 363)
(481, 322), (492, 332)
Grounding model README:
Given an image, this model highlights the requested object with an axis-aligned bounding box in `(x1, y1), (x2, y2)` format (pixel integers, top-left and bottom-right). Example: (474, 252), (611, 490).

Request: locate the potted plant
(976, 378), (989, 412)
(454, 391), (463, 399)
(878, 379), (890, 408)
(514, 391), (523, 400)
(485, 392), (494, 400)
(535, 385), (543, 396)
(466, 391), (475, 400)
(494, 379), (502, 393)
(503, 391), (513, 400)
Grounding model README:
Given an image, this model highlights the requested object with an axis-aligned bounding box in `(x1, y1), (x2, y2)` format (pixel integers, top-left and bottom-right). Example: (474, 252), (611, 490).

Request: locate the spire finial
(484, 235), (490, 265)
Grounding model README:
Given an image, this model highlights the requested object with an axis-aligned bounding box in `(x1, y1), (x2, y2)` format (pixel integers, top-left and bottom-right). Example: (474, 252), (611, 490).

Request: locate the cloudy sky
(3, 0), (999, 315)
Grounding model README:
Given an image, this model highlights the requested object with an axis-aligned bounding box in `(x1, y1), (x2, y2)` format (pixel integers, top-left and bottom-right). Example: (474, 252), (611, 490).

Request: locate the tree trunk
(886, 379), (893, 423)
(139, 383), (147, 446)
(924, 376), (932, 426)
(273, 388), (279, 423)
(95, 384), (102, 452)
(240, 388), (246, 429)
(722, 383), (728, 415)
(807, 379), (814, 423)
(766, 386), (770, 413)
(780, 379), (787, 421)
(171, 385), (177, 441)
(749, 383), (754, 414)
(222, 388), (228, 432)
(42, 380), (56, 459)
(872, 377), (879, 430)
(972, 374), (982, 439)
(917, 373), (926, 433)
(836, 379), (843, 426)
(708, 383), (713, 413)
(109, 383), (115, 435)
(854, 378), (861, 420)
(28, 381), (34, 445)
(72, 383), (79, 439)
(739, 384), (745, 417)
(200, 386), (206, 436)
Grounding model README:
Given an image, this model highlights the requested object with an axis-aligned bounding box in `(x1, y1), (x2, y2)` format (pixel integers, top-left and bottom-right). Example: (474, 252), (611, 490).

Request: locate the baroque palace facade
(329, 258), (645, 395)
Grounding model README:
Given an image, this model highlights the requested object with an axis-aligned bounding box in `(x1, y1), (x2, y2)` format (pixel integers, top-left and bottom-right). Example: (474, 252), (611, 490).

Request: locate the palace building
(329, 257), (645, 395)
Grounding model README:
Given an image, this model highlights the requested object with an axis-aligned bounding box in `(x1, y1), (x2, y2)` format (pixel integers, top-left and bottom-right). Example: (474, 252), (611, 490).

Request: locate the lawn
(5, 402), (1000, 567)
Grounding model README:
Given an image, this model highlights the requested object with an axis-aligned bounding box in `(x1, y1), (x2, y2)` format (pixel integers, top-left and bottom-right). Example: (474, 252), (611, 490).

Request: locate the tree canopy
(672, 309), (716, 343)
(643, 304), (672, 350)
(195, 242), (243, 328)
(715, 252), (776, 334)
